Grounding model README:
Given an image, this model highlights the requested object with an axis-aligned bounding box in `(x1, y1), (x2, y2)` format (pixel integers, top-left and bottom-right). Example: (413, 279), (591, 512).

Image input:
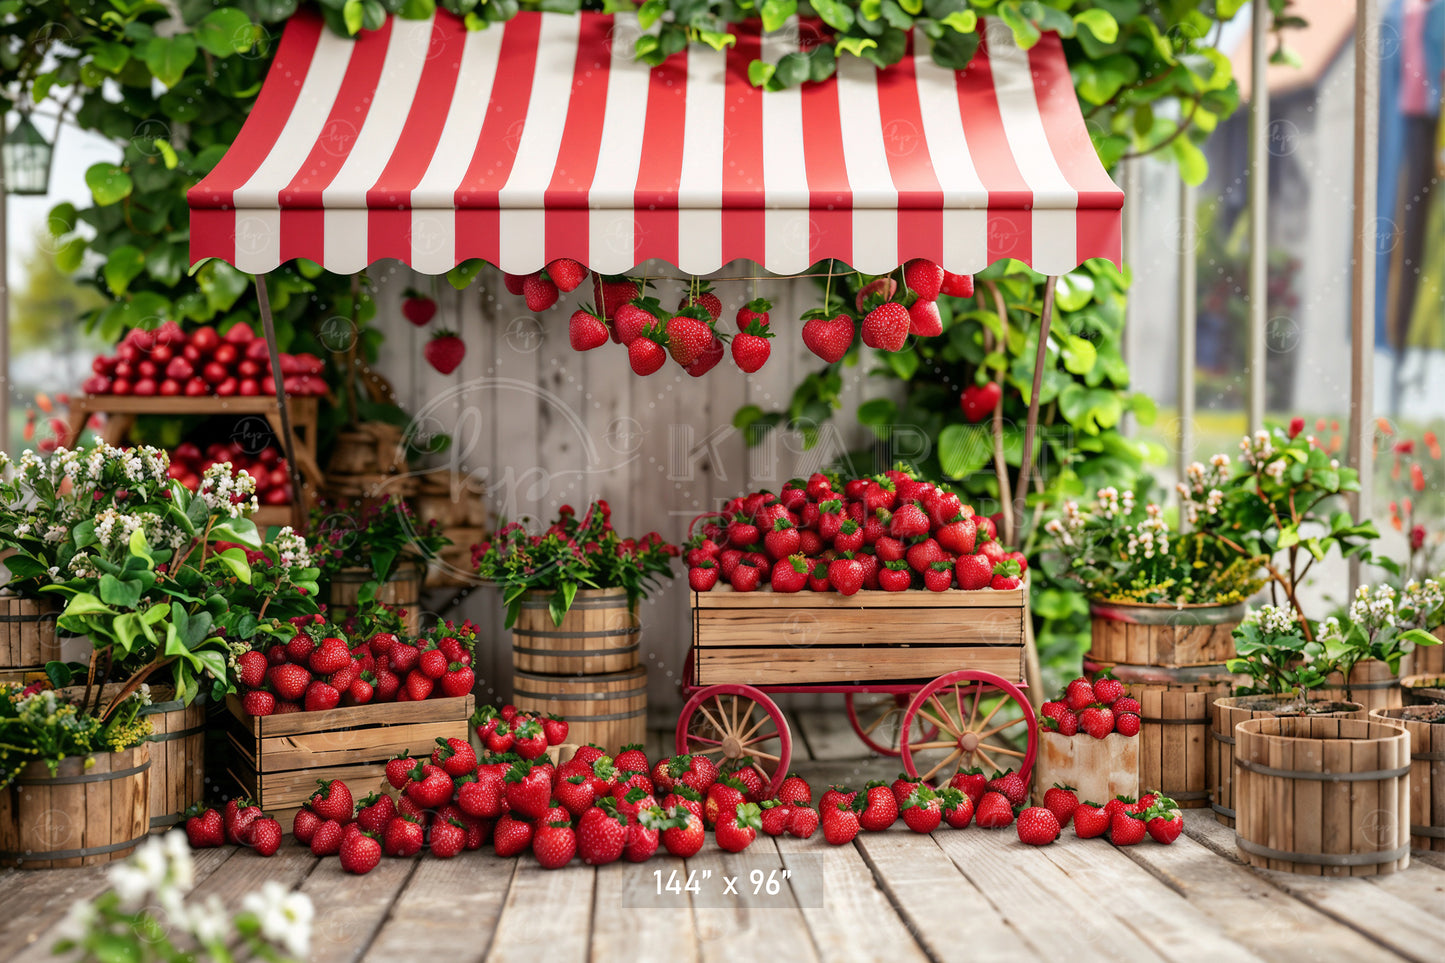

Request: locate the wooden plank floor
(6, 708), (1445, 963)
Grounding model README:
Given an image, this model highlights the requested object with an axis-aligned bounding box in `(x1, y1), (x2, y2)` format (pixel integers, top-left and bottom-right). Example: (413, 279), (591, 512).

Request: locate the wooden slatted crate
(225, 694), (473, 827)
(691, 583), (1027, 686)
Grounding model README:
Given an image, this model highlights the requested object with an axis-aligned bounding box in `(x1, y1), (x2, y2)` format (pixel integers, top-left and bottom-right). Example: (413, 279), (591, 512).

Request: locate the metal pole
(1015, 275), (1057, 538)
(0, 125), (9, 455)
(1246, 0), (1270, 433)
(1120, 159), (1139, 436)
(1177, 180), (1197, 484)
(1349, 0), (1379, 592)
(255, 276), (305, 530)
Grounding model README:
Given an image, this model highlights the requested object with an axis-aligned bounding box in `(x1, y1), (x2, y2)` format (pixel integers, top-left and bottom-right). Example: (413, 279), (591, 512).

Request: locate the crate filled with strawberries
(81, 321), (327, 399)
(688, 468), (1028, 686)
(224, 615), (478, 826)
(1032, 674), (1141, 807)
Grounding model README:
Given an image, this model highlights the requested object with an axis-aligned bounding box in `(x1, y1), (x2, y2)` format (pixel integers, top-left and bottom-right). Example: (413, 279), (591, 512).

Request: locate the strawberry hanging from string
(667, 304), (717, 367)
(614, 295), (664, 346)
(800, 307), (854, 364)
(628, 321), (669, 376)
(522, 272), (559, 312)
(678, 280), (722, 322)
(546, 258), (588, 293)
(569, 305), (609, 352)
(684, 333), (725, 377)
(735, 298), (771, 332)
(732, 300), (773, 373)
(425, 330), (466, 375)
(592, 273), (641, 329)
(402, 288), (437, 326)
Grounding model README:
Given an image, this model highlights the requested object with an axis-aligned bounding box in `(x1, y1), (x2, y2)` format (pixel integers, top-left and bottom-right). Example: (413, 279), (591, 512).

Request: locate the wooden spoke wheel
(899, 671), (1037, 787)
(844, 693), (940, 757)
(675, 684), (792, 798)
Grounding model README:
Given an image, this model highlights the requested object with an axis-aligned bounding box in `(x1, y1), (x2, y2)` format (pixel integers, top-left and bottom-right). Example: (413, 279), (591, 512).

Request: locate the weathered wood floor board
(5, 714), (1444, 963)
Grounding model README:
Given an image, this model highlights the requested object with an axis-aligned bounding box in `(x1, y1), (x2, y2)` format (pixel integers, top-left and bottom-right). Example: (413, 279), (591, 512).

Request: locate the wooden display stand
(67, 395), (323, 529)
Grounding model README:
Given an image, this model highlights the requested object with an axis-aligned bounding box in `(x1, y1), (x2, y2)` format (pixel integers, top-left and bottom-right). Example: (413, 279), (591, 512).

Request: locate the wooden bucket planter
(1404, 627), (1445, 677)
(1085, 660), (1236, 809)
(0, 596), (60, 679)
(512, 666), (647, 754)
(225, 694), (473, 829)
(0, 744), (150, 869)
(511, 588), (640, 676)
(326, 563), (423, 634)
(1234, 716), (1410, 876)
(1210, 695), (1364, 827)
(1087, 599), (1243, 668)
(327, 424), (407, 477)
(1402, 675), (1445, 706)
(1032, 732), (1137, 807)
(1370, 705), (1445, 852)
(1317, 659), (1402, 714)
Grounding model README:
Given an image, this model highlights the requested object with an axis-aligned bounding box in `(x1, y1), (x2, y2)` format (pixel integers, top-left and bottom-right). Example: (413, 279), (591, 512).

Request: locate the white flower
(1245, 604), (1300, 636)
(53, 898), (96, 943)
(242, 881), (314, 960)
(189, 895), (231, 946)
(1263, 458), (1288, 483)
(162, 830), (194, 891)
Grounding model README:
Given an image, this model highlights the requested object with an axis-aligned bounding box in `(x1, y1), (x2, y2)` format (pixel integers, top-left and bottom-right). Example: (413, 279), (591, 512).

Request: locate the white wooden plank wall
(365, 261), (887, 714)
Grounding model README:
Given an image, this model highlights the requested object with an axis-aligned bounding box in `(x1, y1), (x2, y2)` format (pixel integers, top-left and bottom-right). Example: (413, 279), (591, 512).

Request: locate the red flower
(1411, 524), (1427, 550)
(1394, 439), (1416, 455)
(1288, 416), (1305, 439)
(1411, 463), (1426, 492)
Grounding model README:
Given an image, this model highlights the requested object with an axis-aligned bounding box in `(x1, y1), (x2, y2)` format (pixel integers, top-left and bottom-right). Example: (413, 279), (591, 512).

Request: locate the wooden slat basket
(1087, 599), (1243, 668)
(512, 588), (640, 676)
(1370, 705), (1445, 852)
(0, 744), (150, 869)
(1234, 716), (1411, 876)
(691, 582), (1028, 687)
(225, 694), (473, 827)
(0, 596), (60, 681)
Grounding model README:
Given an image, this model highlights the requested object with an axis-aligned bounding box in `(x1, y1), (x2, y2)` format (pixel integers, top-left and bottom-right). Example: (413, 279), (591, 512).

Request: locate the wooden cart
(679, 583), (1037, 797)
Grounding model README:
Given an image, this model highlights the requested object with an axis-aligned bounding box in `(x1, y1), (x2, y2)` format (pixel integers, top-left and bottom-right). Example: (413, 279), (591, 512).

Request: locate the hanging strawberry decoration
(941, 269), (975, 298)
(546, 258), (588, 293)
(568, 306), (609, 352)
(854, 277), (897, 313)
(628, 324), (668, 376)
(591, 273), (640, 326)
(678, 281), (722, 322)
(666, 306), (716, 367)
(735, 298), (771, 332)
(861, 301), (910, 352)
(731, 320), (773, 373)
(800, 309), (855, 364)
(522, 272), (559, 312)
(684, 335), (725, 377)
(903, 258), (944, 301)
(424, 330), (465, 375)
(402, 288), (437, 326)
(909, 298), (943, 337)
(614, 296), (663, 346)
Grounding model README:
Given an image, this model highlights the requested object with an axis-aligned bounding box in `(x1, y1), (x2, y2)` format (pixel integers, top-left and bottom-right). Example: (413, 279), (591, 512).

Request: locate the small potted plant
(0, 681), (153, 867)
(311, 494), (449, 633)
(474, 500), (677, 675)
(1043, 478), (1265, 668)
(1317, 580), (1442, 711)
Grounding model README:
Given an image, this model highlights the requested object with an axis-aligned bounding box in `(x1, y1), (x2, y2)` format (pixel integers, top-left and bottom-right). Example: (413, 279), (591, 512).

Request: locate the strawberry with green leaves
(770, 554), (809, 593)
(340, 830), (383, 874)
(859, 781), (898, 832)
(493, 813), (535, 857)
(821, 798), (861, 845)
(431, 817), (467, 858)
(759, 800), (792, 837)
(1145, 797), (1183, 844)
(940, 788), (973, 828)
(948, 768), (988, 807)
(578, 800), (629, 865)
(1110, 809), (1148, 846)
(184, 804), (224, 849)
(716, 802), (762, 852)
(309, 779), (354, 823)
(662, 806), (706, 857)
(667, 306), (717, 367)
(1042, 785), (1079, 827)
(623, 805), (670, 862)
(704, 775), (747, 828)
(731, 320), (773, 373)
(736, 298), (771, 331)
(503, 761), (551, 820)
(901, 784), (942, 833)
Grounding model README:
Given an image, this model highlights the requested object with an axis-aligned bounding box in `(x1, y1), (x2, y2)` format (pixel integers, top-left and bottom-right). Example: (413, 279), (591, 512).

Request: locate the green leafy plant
(310, 495), (450, 603)
(1319, 581), (1442, 681)
(1227, 604), (1331, 698)
(474, 500), (678, 627)
(0, 683), (151, 788)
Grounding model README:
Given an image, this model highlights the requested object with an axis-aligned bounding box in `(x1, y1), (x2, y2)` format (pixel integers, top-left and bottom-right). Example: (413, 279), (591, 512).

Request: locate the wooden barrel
(511, 588), (640, 676)
(1403, 627), (1445, 676)
(142, 691), (206, 832)
(1210, 695), (1364, 827)
(1087, 599), (1243, 668)
(1086, 660), (1237, 808)
(1370, 706), (1445, 852)
(1234, 716), (1410, 876)
(0, 596), (60, 678)
(1317, 659), (1402, 713)
(0, 744), (150, 869)
(1402, 674), (1445, 706)
(512, 666), (646, 753)
(326, 563), (422, 634)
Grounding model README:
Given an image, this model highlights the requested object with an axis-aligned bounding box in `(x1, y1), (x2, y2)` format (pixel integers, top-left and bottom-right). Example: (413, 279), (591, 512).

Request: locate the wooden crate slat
(255, 721), (467, 772)
(695, 646), (1023, 685)
(693, 585), (1025, 609)
(226, 694), (473, 737)
(694, 609), (1023, 648)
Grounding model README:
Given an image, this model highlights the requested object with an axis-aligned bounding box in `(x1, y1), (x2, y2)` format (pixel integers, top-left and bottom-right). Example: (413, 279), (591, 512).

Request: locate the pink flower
(1411, 524), (1427, 550)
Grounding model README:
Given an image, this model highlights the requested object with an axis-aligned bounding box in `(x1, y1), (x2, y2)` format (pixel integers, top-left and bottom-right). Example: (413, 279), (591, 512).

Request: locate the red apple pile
(686, 469), (1028, 595)
(82, 321), (327, 398)
(168, 440), (294, 506)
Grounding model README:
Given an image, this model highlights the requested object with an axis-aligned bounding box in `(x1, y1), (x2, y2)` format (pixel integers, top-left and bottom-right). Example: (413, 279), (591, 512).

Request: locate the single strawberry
(309, 779), (353, 823)
(1110, 810), (1148, 846)
(877, 559), (911, 590)
(340, 830), (382, 874)
(430, 817), (467, 859)
(940, 788), (973, 828)
(703, 776), (747, 828)
(416, 647), (447, 680)
(801, 312), (855, 363)
(675, 754), (717, 795)
(861, 302), (910, 351)
(389, 641), (420, 674)
(901, 785), (942, 833)
(378, 814), (422, 857)
(424, 330), (465, 375)
(988, 770), (1028, 808)
(546, 257), (588, 293)
(923, 560), (954, 591)
(385, 750), (416, 791)
(406, 762), (455, 810)
(936, 515), (977, 556)
(309, 819), (345, 857)
(1043, 785), (1079, 827)
(819, 785), (858, 813)
(402, 288), (438, 325)
(352, 793), (394, 836)
(1016, 806), (1061, 846)
(405, 670), (435, 702)
(908, 297), (943, 337)
(729, 560), (762, 592)
(623, 805), (669, 862)
(1064, 678), (1095, 712)
(373, 668), (401, 703)
(859, 782), (898, 832)
(1080, 705), (1115, 740)
(828, 557), (865, 596)
(511, 719), (548, 760)
(523, 272), (559, 312)
(568, 307), (610, 351)
(759, 800), (792, 836)
(241, 689), (275, 717)
(432, 736), (477, 777)
(303, 680), (340, 712)
(821, 799), (861, 845)
(661, 807), (706, 857)
(1043, 710), (1080, 737)
(683, 334), (725, 376)
(246, 815), (283, 855)
(1073, 801), (1110, 838)
(735, 297), (771, 331)
(1115, 711), (1141, 737)
(237, 650), (268, 689)
(309, 640), (350, 675)
(614, 744), (648, 773)
(503, 761), (552, 820)
(732, 327), (773, 373)
(628, 329), (667, 376)
(541, 715), (569, 746)
(678, 286), (722, 321)
(292, 806), (322, 845)
(1112, 696), (1142, 715)
(1146, 805), (1184, 845)
(960, 381), (1002, 422)
(612, 300), (656, 346)
(484, 723), (515, 755)
(689, 561), (719, 592)
(492, 813), (535, 857)
(769, 554), (809, 593)
(440, 663), (475, 699)
(716, 802), (761, 852)
(784, 803), (818, 839)
(854, 277), (898, 312)
(667, 309), (716, 366)
(973, 791), (1014, 829)
(184, 805), (224, 848)
(578, 801), (629, 865)
(890, 774), (922, 809)
(522, 819), (573, 870)
(1104, 796), (1135, 820)
(903, 259), (944, 300)
(949, 769), (989, 807)
(941, 270), (974, 298)
(833, 519), (864, 553)
(269, 663), (310, 702)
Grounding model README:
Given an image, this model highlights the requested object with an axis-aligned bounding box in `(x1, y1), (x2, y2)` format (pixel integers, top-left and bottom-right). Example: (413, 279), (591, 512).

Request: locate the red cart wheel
(675, 684), (791, 798)
(899, 671), (1037, 787)
(844, 693), (940, 757)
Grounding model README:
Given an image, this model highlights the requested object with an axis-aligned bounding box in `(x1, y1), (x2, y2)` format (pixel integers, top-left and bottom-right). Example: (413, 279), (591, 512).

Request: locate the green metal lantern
(4, 114), (52, 196)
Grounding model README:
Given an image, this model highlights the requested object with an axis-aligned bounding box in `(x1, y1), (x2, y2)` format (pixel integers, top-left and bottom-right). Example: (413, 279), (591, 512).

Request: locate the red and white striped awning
(189, 10), (1122, 278)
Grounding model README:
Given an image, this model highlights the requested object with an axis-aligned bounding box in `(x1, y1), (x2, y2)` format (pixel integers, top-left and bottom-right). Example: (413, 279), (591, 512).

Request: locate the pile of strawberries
(167, 440), (293, 506)
(1040, 675), (1142, 739)
(233, 617), (477, 716)
(493, 259), (972, 377)
(687, 469), (1027, 594)
(83, 321), (327, 399)
(1037, 785), (1185, 846)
